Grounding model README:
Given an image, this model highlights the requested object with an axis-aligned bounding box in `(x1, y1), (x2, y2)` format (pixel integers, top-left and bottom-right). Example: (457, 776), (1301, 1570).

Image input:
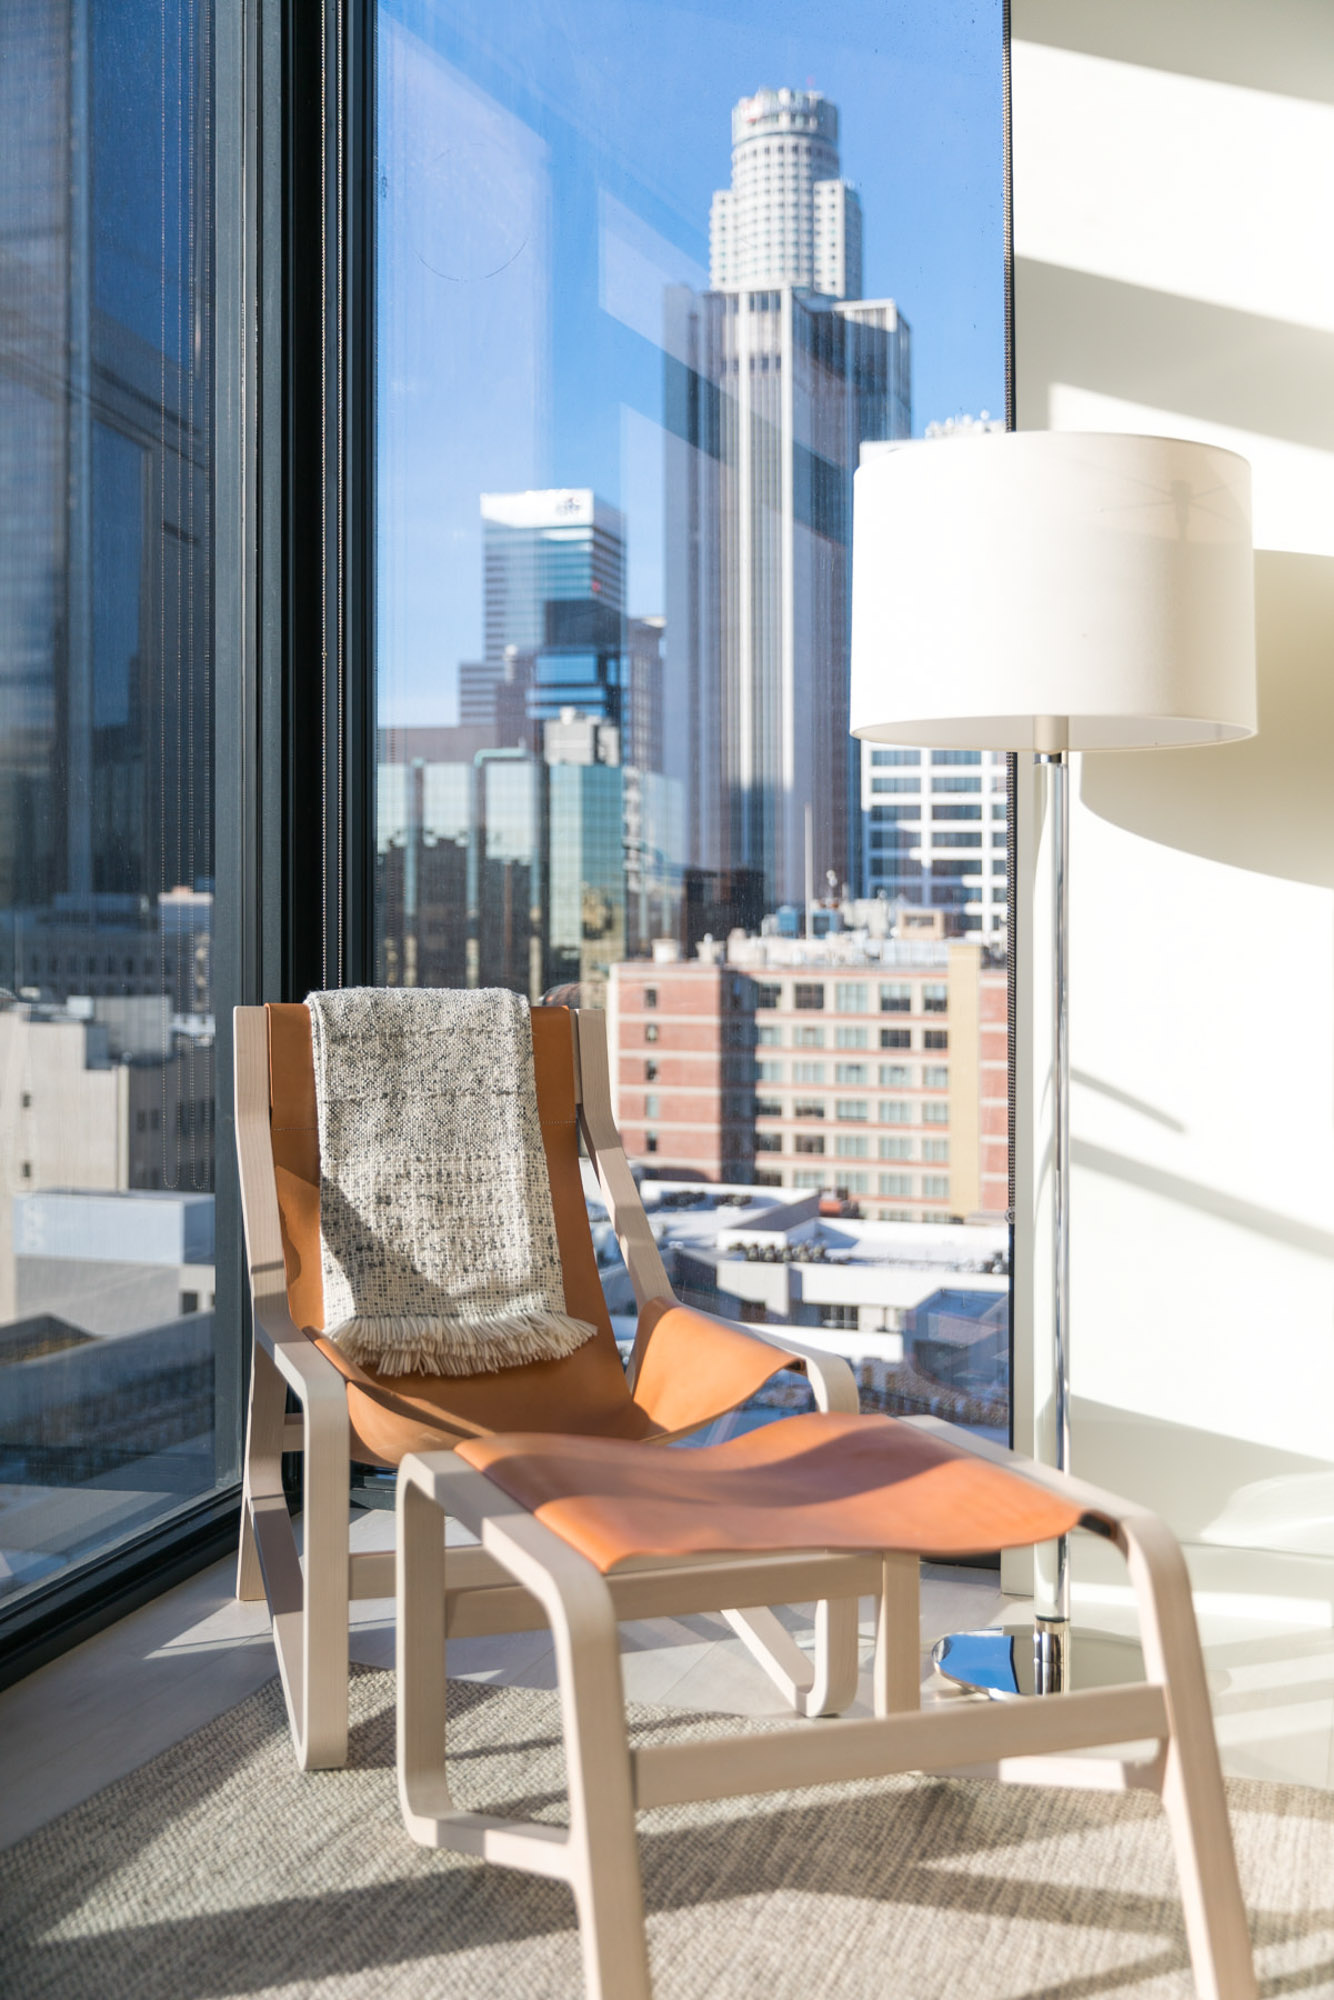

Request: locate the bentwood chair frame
(232, 1001), (861, 1771)
(396, 1429), (1257, 2000)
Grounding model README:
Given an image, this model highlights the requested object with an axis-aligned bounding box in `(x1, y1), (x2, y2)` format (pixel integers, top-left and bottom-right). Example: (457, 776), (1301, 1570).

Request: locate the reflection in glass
(375, 0), (1009, 1439)
(0, 0), (222, 1606)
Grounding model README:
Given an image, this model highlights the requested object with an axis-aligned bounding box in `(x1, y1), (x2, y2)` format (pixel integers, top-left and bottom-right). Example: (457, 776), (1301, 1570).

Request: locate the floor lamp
(850, 431), (1256, 1695)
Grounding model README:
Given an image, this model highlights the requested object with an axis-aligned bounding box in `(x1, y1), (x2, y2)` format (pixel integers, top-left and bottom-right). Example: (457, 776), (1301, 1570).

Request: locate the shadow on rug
(2, 1667), (1332, 1998)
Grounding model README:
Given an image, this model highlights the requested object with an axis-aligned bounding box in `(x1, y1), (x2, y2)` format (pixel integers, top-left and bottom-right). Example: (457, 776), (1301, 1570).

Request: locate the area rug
(2, 1667), (1332, 1999)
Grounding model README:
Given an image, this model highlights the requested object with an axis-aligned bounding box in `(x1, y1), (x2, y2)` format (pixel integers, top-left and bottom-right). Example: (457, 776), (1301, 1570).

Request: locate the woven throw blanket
(306, 986), (597, 1376)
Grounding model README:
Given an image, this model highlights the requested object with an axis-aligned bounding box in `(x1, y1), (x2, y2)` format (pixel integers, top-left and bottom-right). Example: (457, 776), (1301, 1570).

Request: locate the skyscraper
(665, 90), (910, 918)
(478, 490), (625, 733)
(709, 88), (862, 299)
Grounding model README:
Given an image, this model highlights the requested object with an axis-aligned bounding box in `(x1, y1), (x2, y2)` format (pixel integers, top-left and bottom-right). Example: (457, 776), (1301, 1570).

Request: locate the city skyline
(376, 0), (1004, 725)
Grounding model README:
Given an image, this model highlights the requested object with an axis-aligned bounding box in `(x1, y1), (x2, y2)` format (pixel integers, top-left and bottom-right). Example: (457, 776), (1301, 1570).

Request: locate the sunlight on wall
(1011, 8), (1334, 1571)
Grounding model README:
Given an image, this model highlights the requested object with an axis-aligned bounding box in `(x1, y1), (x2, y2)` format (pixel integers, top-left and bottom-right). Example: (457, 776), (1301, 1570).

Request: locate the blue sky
(377, 0), (1005, 725)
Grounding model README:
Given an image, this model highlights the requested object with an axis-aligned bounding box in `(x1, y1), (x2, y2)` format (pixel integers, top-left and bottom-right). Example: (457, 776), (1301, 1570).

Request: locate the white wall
(1010, 1), (1334, 1593)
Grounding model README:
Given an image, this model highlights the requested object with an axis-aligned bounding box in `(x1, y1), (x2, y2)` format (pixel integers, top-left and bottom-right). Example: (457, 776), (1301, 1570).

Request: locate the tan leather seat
(266, 1002), (796, 1463)
(459, 1411), (1087, 1572)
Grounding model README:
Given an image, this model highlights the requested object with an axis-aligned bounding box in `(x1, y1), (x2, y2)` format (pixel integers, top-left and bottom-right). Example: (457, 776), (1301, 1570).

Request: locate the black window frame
(0, 0), (372, 1687)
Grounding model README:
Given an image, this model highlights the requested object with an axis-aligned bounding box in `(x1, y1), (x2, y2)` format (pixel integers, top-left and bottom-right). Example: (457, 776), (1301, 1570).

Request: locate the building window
(871, 776), (920, 794)
(834, 982), (868, 1013)
(645, 1059), (658, 1081)
(793, 1025), (825, 1048)
(756, 1131), (783, 1152)
(793, 1169), (827, 1190)
(932, 802), (981, 820)
(753, 1168), (784, 1188)
(879, 983), (911, 1013)
(879, 1100), (912, 1124)
(755, 983), (781, 1009)
(756, 1061), (783, 1082)
(931, 750), (981, 765)
(923, 1029), (948, 1050)
(839, 1172), (870, 1193)
(878, 1173), (912, 1197)
(644, 986), (658, 1008)
(793, 982), (825, 1010)
(922, 1174), (950, 1199)
(794, 1133), (825, 1154)
(879, 1063), (911, 1087)
(933, 775), (982, 793)
(869, 749), (919, 766)
(820, 1304), (860, 1329)
(835, 1099), (869, 1122)
(834, 1062), (868, 1085)
(879, 1136), (912, 1161)
(645, 1133), (658, 1153)
(755, 1097), (782, 1117)
(834, 1133), (869, 1158)
(644, 1023), (659, 1042)
(880, 1027), (911, 1050)
(644, 1094), (660, 1118)
(756, 1024), (782, 1047)
(793, 1061), (825, 1084)
(922, 1102), (950, 1126)
(792, 1099), (825, 1120)
(834, 1026), (869, 1050)
(922, 1064), (949, 1088)
(923, 983), (948, 1013)
(922, 1139), (950, 1163)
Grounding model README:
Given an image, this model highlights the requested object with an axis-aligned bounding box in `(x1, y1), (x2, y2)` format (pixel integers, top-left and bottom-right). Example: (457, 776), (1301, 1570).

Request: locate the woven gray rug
(2, 1668), (1332, 1999)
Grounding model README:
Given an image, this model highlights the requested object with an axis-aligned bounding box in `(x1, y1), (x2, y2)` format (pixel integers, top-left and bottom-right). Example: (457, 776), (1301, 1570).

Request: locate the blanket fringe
(327, 1309), (599, 1378)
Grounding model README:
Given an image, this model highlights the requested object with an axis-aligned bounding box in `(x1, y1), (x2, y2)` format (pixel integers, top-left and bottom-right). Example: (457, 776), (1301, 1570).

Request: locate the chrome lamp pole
(1033, 744), (1072, 1693)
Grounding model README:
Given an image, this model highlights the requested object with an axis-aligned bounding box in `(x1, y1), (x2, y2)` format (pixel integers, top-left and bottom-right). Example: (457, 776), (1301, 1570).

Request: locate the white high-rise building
(709, 88), (863, 300)
(666, 92), (909, 919)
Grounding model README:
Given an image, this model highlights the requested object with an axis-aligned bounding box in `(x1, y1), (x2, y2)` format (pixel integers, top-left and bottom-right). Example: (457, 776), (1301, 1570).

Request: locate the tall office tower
(666, 92), (910, 920)
(861, 747), (1009, 942)
(480, 490), (626, 733)
(709, 89), (863, 300)
(0, 1), (214, 983)
(625, 616), (665, 775)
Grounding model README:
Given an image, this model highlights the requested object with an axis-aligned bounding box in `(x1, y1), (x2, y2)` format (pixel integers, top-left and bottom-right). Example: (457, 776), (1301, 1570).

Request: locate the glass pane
(375, 1), (1009, 1439)
(0, 0), (224, 1606)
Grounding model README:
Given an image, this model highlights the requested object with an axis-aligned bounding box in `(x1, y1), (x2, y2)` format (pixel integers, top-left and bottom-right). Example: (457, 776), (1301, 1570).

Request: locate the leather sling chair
(233, 1000), (862, 1771)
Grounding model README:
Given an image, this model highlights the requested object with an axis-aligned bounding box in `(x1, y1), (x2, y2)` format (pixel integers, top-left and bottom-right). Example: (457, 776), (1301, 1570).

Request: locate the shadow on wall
(1013, 261), (1334, 464)
(1015, 0), (1334, 103)
(1079, 551), (1334, 888)
(1076, 1395), (1334, 1558)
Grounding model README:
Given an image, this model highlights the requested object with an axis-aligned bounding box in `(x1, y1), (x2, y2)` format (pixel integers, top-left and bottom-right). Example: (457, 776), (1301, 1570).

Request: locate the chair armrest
(252, 1279), (350, 1413)
(729, 1321), (859, 1416)
(629, 1296), (856, 1438)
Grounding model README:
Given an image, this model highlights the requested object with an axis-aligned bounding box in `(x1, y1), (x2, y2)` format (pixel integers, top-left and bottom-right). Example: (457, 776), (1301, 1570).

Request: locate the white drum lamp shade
(850, 431), (1256, 751)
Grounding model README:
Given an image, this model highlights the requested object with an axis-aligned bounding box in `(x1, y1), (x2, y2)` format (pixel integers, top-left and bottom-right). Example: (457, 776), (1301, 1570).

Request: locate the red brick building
(979, 962), (1009, 1220)
(608, 937), (1009, 1223)
(606, 947), (755, 1180)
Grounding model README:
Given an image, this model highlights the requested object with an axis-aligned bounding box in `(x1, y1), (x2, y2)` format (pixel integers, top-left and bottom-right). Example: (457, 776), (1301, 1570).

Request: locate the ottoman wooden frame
(396, 1426), (1256, 2000)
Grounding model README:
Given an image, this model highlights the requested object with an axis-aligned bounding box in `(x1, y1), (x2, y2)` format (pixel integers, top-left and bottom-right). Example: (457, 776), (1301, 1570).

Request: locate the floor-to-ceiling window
(374, 0), (1012, 1438)
(0, 0), (233, 1623)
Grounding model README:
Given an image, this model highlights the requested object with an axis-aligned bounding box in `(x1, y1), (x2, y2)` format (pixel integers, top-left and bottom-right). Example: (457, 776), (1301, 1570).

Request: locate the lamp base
(931, 1621), (1145, 1699)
